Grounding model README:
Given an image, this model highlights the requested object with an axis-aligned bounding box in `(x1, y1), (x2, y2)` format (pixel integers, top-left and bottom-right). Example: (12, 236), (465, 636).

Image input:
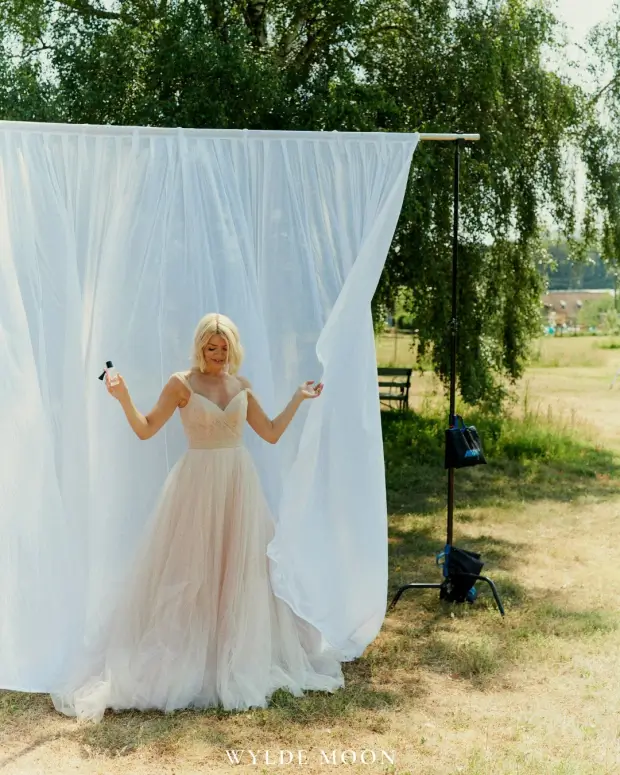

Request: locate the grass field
(2, 335), (620, 774)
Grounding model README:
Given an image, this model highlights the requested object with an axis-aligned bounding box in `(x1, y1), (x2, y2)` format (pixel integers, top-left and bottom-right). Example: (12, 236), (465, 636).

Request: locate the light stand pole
(389, 134), (505, 616)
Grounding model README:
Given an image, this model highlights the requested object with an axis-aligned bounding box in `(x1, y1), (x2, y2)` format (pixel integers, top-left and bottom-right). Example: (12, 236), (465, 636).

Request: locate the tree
(542, 243), (615, 291)
(577, 296), (618, 333)
(368, 0), (582, 403)
(0, 0), (590, 405)
(580, 3), (620, 270)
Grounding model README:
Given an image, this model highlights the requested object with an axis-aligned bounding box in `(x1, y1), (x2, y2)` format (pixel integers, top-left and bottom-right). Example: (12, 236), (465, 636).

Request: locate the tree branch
(54, 0), (128, 21)
(362, 23), (411, 40)
(590, 74), (620, 106)
(239, 0), (268, 48)
(12, 44), (53, 60)
(205, 0), (225, 30)
(291, 27), (323, 71)
(278, 6), (308, 57)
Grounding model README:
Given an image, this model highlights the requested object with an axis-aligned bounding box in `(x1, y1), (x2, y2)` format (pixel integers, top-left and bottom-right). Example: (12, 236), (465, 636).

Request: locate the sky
(542, 1), (616, 233)
(555, 0), (614, 40)
(552, 0), (615, 85)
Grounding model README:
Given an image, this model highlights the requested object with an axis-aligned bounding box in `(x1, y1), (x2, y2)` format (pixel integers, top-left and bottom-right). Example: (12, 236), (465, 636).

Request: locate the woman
(52, 313), (344, 722)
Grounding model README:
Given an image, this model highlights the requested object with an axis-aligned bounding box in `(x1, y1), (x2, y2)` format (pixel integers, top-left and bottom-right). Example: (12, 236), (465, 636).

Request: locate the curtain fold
(0, 122), (418, 691)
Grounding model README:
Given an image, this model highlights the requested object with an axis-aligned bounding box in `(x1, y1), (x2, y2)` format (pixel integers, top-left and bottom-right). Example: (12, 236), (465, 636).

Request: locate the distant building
(542, 289), (614, 327)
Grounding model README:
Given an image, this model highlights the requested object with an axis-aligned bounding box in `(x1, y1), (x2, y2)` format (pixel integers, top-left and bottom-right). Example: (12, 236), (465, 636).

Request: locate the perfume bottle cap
(99, 360), (114, 380)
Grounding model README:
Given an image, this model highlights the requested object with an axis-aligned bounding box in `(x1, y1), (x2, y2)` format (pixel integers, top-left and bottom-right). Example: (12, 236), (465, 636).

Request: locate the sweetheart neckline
(187, 388), (247, 414)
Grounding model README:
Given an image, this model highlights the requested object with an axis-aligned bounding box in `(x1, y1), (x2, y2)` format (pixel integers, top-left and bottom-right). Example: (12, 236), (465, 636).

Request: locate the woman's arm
(239, 377), (323, 444)
(106, 373), (189, 440)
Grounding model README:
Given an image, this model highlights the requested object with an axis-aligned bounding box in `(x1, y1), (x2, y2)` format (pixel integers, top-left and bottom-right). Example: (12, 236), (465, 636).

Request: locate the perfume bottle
(105, 361), (119, 386)
(98, 360), (119, 386)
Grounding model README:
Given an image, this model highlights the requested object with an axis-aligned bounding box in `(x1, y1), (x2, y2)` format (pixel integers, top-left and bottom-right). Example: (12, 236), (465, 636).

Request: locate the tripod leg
(456, 573), (505, 616)
(389, 582), (442, 610)
(477, 576), (505, 616)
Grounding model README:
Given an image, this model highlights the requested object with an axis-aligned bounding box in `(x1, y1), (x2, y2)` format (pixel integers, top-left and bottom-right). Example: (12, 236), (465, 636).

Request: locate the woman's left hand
(297, 380), (324, 401)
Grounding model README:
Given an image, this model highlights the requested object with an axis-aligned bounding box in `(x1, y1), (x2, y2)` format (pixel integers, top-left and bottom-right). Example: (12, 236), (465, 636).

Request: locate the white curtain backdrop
(0, 121), (418, 693)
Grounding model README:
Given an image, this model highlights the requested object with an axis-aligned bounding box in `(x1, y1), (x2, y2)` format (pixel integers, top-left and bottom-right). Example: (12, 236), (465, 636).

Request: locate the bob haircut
(191, 313), (244, 375)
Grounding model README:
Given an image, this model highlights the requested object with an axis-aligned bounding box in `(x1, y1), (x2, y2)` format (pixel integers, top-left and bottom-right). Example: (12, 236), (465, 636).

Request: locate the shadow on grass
(388, 521), (523, 569)
(386, 525), (526, 621)
(376, 408), (620, 697)
(387, 519), (524, 606)
(0, 679), (399, 761)
(0, 690), (54, 726)
(0, 684), (401, 762)
(67, 677), (399, 756)
(420, 595), (619, 681)
(0, 700), (193, 762)
(71, 678), (400, 756)
(382, 410), (620, 516)
(264, 676), (397, 724)
(380, 577), (619, 692)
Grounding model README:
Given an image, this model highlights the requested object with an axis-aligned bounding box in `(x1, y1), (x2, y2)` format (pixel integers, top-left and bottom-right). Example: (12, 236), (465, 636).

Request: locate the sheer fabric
(0, 121), (418, 692)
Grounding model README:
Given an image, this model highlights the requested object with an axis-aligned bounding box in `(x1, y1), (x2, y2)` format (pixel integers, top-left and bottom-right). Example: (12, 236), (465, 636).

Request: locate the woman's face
(203, 334), (228, 371)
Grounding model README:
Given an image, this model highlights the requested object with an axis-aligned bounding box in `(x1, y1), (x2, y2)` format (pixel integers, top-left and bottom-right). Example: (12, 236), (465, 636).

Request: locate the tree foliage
(580, 3), (620, 269)
(543, 243), (615, 291)
(0, 0), (595, 404)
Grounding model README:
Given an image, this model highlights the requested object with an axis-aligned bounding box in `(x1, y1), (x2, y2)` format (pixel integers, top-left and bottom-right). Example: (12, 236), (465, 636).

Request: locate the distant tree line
(544, 244), (616, 291)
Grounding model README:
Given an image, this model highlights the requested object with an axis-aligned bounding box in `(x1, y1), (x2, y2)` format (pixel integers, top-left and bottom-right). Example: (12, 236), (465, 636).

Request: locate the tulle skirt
(51, 446), (344, 722)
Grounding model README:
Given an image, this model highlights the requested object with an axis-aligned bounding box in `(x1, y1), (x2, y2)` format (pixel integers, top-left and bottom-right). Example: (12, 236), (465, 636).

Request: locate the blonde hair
(191, 313), (244, 374)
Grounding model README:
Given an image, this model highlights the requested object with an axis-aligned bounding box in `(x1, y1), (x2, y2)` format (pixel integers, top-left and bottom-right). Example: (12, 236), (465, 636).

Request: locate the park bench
(378, 367), (412, 411)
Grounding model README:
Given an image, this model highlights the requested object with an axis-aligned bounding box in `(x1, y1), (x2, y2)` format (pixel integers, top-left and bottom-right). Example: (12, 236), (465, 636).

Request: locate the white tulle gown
(51, 373), (344, 722)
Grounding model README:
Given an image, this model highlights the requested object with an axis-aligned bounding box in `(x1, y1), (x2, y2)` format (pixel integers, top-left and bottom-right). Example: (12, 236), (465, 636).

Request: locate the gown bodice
(178, 380), (248, 450)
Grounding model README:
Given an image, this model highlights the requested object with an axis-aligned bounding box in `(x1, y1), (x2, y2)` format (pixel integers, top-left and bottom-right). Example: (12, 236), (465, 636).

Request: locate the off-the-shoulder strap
(237, 376), (253, 398)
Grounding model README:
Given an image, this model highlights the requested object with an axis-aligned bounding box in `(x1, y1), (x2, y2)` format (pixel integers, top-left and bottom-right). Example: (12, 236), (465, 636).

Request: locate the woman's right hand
(106, 373), (129, 403)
